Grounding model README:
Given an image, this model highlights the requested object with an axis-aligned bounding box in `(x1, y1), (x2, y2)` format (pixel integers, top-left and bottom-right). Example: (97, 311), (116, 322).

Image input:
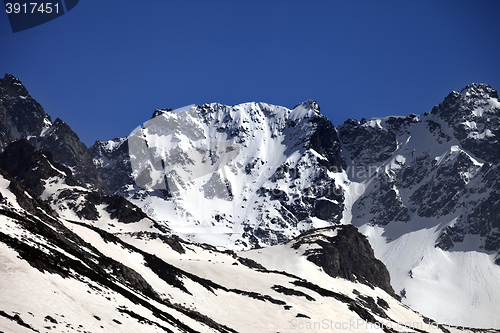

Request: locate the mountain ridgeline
(1, 73), (500, 329)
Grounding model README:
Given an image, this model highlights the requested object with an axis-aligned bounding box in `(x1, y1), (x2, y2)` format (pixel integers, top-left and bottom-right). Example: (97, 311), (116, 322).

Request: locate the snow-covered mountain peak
(433, 83), (500, 120)
(92, 100), (345, 249)
(459, 83), (499, 101)
(427, 83), (500, 164)
(151, 108), (173, 119)
(292, 99), (321, 116)
(337, 83), (500, 326)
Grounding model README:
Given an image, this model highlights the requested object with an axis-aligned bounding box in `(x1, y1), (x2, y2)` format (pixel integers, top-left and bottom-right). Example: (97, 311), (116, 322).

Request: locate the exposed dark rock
(338, 118), (398, 165)
(295, 313), (310, 319)
(376, 297), (390, 310)
(0, 139), (147, 224)
(307, 117), (344, 172)
(271, 285), (315, 301)
(292, 225), (396, 296)
(89, 138), (134, 194)
(103, 194), (148, 223)
(129, 231), (185, 254)
(0, 310), (38, 332)
(431, 83), (500, 164)
(0, 139), (80, 196)
(39, 118), (109, 193)
(0, 168), (57, 218)
(356, 295), (389, 319)
(0, 74), (109, 193)
(313, 198), (342, 221)
(0, 74), (49, 151)
(237, 257), (267, 270)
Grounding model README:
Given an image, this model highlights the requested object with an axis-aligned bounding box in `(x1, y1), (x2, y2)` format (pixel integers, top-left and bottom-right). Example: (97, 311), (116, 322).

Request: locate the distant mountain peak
(0, 73), (29, 97)
(293, 99), (321, 113)
(0, 74), (109, 193)
(460, 82), (499, 100)
(151, 108), (173, 119)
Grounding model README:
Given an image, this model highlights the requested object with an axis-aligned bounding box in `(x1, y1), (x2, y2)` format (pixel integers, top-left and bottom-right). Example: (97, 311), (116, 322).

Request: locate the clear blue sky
(1, 0), (499, 146)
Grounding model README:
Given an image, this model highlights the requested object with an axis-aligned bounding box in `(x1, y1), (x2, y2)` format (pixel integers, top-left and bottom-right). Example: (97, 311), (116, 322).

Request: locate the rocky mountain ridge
(337, 83), (500, 254)
(91, 100), (347, 249)
(90, 81), (500, 327)
(1, 74), (499, 328)
(0, 74), (108, 193)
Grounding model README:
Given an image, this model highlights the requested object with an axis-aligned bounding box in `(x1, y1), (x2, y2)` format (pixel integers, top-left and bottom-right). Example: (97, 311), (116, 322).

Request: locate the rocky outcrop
(338, 84), (500, 254)
(0, 74), (50, 150)
(431, 83), (500, 163)
(89, 138), (133, 194)
(0, 139), (147, 224)
(0, 139), (80, 195)
(0, 74), (109, 193)
(39, 118), (109, 193)
(291, 225), (396, 296)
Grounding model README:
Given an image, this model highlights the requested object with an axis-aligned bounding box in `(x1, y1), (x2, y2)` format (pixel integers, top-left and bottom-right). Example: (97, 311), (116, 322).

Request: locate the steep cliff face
(0, 139), (148, 226)
(92, 101), (346, 249)
(0, 74), (51, 150)
(337, 83), (500, 326)
(38, 118), (109, 193)
(337, 83), (500, 254)
(289, 225), (396, 297)
(89, 137), (132, 195)
(0, 74), (108, 193)
(431, 83), (500, 163)
(0, 139), (80, 196)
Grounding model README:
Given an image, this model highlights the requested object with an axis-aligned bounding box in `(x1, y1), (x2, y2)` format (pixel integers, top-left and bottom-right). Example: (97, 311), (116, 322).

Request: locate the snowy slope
(338, 84), (500, 328)
(93, 101), (345, 249)
(3, 169), (489, 333)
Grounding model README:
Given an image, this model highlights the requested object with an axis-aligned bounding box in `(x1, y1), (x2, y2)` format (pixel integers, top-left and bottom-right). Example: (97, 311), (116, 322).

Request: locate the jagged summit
(0, 74), (51, 150)
(0, 74), (109, 193)
(428, 83), (500, 164)
(293, 99), (321, 113)
(93, 99), (345, 249)
(0, 73), (30, 97)
(151, 108), (173, 119)
(459, 82), (499, 100)
(432, 83), (500, 118)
